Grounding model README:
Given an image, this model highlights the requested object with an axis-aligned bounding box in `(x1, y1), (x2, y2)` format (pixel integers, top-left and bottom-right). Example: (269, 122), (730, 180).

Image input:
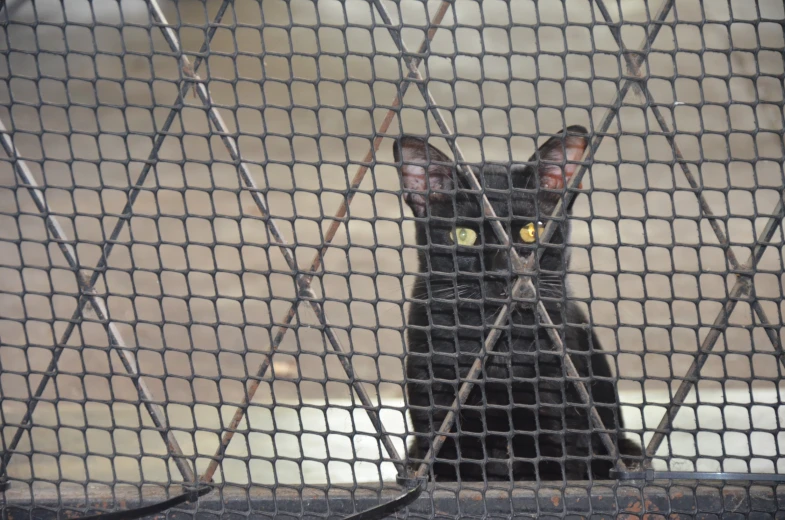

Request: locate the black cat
(395, 126), (641, 481)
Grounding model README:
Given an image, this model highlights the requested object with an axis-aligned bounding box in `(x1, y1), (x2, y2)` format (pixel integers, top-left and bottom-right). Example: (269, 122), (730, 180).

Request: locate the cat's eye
(450, 227), (478, 246)
(519, 222), (545, 243)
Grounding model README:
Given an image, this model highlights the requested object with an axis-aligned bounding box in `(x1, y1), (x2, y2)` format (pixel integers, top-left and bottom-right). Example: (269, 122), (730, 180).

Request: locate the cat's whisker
(536, 279), (565, 297)
(539, 288), (564, 298)
(411, 282), (486, 302)
(424, 286), (455, 294)
(489, 304), (510, 327)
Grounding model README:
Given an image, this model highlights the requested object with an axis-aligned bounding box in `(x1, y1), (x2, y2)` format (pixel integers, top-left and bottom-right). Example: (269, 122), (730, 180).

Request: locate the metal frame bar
(143, 0), (427, 482)
(0, 0), (780, 493)
(0, 0), (239, 484)
(0, 122), (196, 482)
(591, 0), (785, 461)
(194, 0), (453, 484)
(0, 0), (422, 487)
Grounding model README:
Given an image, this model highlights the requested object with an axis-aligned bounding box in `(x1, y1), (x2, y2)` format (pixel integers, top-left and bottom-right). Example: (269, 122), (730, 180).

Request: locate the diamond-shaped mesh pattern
(0, 0), (784, 517)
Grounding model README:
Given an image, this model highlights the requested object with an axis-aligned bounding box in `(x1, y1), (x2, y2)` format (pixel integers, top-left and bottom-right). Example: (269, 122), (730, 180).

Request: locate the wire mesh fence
(0, 0), (784, 517)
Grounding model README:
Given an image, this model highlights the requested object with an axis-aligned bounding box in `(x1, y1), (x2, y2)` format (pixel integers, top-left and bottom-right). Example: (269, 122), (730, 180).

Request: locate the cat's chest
(419, 302), (560, 349)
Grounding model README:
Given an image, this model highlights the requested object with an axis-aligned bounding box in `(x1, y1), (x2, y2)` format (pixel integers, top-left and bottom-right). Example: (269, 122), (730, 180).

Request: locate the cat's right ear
(393, 136), (454, 218)
(535, 125), (589, 190)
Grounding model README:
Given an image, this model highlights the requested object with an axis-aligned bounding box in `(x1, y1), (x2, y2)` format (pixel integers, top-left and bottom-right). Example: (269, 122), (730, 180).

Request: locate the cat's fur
(396, 126), (641, 481)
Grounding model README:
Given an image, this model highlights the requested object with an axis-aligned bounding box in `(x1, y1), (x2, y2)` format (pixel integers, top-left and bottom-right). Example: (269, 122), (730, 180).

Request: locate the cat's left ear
(535, 125), (589, 189)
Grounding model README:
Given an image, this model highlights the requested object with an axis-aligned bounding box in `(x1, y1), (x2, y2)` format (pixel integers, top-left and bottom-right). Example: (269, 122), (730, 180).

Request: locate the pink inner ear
(541, 138), (587, 189)
(563, 162), (583, 190)
(401, 164), (428, 192)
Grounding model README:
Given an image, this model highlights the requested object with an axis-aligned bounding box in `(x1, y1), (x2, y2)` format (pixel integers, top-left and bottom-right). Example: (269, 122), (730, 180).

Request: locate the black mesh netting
(0, 0), (784, 518)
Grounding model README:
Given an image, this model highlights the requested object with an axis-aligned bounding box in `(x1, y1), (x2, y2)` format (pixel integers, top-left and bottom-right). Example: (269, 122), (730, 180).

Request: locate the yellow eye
(519, 222), (545, 243)
(450, 227), (478, 246)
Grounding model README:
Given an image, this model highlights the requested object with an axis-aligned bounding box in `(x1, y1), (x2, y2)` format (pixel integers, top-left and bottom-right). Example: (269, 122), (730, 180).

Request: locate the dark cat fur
(395, 126), (641, 482)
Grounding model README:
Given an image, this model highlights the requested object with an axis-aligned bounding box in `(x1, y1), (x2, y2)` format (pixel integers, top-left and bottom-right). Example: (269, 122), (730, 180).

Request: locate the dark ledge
(2, 480), (782, 519)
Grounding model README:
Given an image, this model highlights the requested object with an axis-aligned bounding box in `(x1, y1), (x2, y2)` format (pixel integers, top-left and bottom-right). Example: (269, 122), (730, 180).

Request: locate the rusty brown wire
(197, 1), (453, 484)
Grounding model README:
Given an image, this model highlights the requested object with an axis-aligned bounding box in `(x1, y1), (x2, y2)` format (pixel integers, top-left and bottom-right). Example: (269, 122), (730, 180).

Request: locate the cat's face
(394, 126), (589, 306)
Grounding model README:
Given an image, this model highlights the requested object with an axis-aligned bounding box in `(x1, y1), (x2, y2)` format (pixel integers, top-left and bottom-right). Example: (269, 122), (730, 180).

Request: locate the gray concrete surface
(0, 0), (784, 489)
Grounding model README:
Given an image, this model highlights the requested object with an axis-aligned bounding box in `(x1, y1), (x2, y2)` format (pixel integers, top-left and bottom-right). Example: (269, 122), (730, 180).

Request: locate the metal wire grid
(0, 0), (782, 506)
(594, 1), (785, 463)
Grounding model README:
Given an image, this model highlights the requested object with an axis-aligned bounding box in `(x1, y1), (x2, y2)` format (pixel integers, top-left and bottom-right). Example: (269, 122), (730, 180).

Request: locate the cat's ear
(534, 125), (589, 189)
(393, 136), (454, 218)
